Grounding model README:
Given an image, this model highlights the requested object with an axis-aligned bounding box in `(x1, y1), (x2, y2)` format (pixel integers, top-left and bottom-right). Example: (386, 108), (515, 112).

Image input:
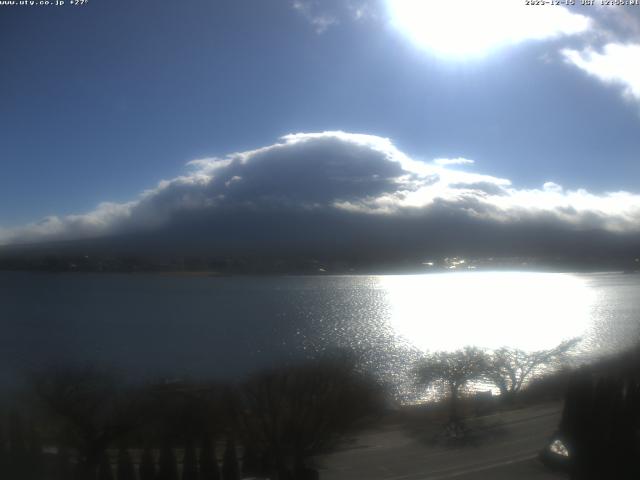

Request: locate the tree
(222, 436), (239, 480)
(182, 439), (198, 480)
(415, 346), (487, 426)
(241, 442), (262, 478)
(552, 366), (640, 478)
(97, 451), (114, 480)
(8, 411), (28, 479)
(139, 447), (156, 480)
(116, 448), (136, 480)
(157, 442), (179, 480)
(237, 355), (382, 476)
(33, 367), (151, 480)
(27, 419), (45, 480)
(199, 435), (220, 480)
(54, 446), (72, 480)
(485, 338), (580, 403)
(0, 423), (6, 476)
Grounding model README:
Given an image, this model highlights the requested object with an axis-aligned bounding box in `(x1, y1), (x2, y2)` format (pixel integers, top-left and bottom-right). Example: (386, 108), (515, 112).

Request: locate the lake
(0, 271), (638, 395)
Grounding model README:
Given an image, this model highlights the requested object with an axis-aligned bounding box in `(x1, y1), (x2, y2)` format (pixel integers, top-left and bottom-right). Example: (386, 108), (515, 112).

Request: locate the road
(319, 403), (567, 480)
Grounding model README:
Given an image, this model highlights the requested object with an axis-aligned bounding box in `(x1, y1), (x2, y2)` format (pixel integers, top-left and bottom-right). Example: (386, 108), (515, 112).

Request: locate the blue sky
(1, 0), (640, 246)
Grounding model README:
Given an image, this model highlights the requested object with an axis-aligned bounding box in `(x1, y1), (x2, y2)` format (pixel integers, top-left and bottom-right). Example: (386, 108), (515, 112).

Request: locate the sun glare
(385, 0), (591, 59)
(381, 272), (595, 352)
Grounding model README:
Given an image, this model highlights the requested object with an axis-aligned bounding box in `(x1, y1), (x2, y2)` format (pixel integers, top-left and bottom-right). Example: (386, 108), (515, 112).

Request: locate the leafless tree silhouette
(32, 367), (151, 480)
(485, 338), (580, 403)
(237, 354), (382, 477)
(415, 346), (487, 430)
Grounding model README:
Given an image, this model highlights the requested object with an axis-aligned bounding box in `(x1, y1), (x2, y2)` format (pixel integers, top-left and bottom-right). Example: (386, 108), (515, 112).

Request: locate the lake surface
(0, 271), (638, 395)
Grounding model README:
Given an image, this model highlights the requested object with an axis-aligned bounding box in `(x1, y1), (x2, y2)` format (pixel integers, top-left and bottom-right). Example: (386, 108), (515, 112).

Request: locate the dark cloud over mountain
(1, 132), (639, 266)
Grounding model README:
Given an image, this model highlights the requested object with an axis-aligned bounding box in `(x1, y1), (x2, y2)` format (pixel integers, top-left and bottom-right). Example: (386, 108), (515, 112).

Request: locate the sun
(385, 0), (591, 60)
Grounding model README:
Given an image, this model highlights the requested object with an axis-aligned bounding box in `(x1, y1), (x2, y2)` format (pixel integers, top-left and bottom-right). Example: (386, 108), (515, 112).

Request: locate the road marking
(425, 453), (538, 480)
(382, 452), (538, 480)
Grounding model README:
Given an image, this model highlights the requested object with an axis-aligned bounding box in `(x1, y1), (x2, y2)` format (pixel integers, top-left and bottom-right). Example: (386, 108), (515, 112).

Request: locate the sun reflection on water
(380, 271), (596, 352)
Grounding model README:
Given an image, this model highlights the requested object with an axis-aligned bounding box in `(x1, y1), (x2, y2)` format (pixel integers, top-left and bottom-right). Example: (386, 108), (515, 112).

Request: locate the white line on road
(425, 453), (538, 480)
(383, 453), (538, 480)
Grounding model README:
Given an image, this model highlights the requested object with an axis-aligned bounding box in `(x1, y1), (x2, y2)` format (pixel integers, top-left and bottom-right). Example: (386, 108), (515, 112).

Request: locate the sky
(1, 0), (640, 257)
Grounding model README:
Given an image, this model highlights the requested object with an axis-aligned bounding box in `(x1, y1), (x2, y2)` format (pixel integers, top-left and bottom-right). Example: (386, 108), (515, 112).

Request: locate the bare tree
(415, 346), (487, 426)
(237, 354), (383, 477)
(139, 447), (157, 480)
(32, 367), (151, 480)
(484, 338), (580, 404)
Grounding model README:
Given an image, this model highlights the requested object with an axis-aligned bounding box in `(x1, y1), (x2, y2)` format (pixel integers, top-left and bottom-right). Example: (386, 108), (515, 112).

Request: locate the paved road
(319, 403), (567, 480)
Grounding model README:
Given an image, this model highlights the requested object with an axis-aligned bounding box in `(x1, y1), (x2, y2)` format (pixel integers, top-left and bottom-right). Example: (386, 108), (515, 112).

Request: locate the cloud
(291, 0), (339, 34)
(291, 0), (381, 34)
(589, 6), (640, 42)
(1, 132), (640, 257)
(386, 0), (591, 58)
(346, 1), (378, 22)
(292, 0), (595, 64)
(434, 158), (474, 167)
(543, 181), (563, 194)
(562, 43), (640, 103)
